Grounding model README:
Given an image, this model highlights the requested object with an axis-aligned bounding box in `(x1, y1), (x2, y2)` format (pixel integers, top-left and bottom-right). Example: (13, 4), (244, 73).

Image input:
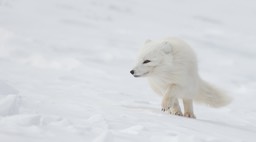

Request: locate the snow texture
(0, 0), (256, 142)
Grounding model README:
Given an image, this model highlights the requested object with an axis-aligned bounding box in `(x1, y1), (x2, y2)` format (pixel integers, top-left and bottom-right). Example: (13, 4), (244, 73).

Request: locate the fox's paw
(169, 108), (183, 116)
(184, 112), (196, 119)
(161, 108), (168, 112)
(161, 98), (172, 112)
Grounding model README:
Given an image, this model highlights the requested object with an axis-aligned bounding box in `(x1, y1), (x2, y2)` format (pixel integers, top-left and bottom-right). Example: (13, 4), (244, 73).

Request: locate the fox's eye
(143, 60), (151, 64)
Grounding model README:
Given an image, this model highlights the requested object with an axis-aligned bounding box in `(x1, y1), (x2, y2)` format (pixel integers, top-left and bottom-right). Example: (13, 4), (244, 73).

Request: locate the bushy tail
(195, 79), (232, 108)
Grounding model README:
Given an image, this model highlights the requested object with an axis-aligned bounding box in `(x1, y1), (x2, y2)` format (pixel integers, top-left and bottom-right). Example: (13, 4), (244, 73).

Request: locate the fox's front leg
(161, 94), (173, 112)
(162, 97), (182, 116)
(169, 98), (183, 116)
(161, 85), (182, 116)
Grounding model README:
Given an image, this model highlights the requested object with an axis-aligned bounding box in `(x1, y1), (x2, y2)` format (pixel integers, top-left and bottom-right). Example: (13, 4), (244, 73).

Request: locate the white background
(0, 0), (256, 141)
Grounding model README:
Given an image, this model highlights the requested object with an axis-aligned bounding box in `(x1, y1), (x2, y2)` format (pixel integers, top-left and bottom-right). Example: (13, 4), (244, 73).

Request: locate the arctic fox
(130, 38), (232, 118)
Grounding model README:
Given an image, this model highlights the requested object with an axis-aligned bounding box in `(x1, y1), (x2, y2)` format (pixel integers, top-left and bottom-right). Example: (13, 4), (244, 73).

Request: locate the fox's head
(130, 39), (174, 78)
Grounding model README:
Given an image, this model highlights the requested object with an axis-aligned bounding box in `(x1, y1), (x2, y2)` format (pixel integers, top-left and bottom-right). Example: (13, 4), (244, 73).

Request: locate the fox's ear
(144, 39), (152, 44)
(161, 41), (172, 54)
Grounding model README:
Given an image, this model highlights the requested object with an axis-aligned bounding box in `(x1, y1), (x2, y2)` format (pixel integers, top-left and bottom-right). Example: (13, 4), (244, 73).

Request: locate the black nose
(130, 70), (135, 75)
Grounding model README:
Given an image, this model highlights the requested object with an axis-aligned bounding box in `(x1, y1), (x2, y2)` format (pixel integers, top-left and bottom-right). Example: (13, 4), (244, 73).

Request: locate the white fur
(131, 37), (232, 118)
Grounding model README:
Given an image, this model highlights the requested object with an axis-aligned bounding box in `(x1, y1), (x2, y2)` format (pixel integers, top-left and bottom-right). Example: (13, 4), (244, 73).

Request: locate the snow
(0, 0), (256, 141)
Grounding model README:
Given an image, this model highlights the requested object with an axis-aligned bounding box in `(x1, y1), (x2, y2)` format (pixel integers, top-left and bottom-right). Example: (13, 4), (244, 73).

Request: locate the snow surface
(0, 0), (256, 141)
